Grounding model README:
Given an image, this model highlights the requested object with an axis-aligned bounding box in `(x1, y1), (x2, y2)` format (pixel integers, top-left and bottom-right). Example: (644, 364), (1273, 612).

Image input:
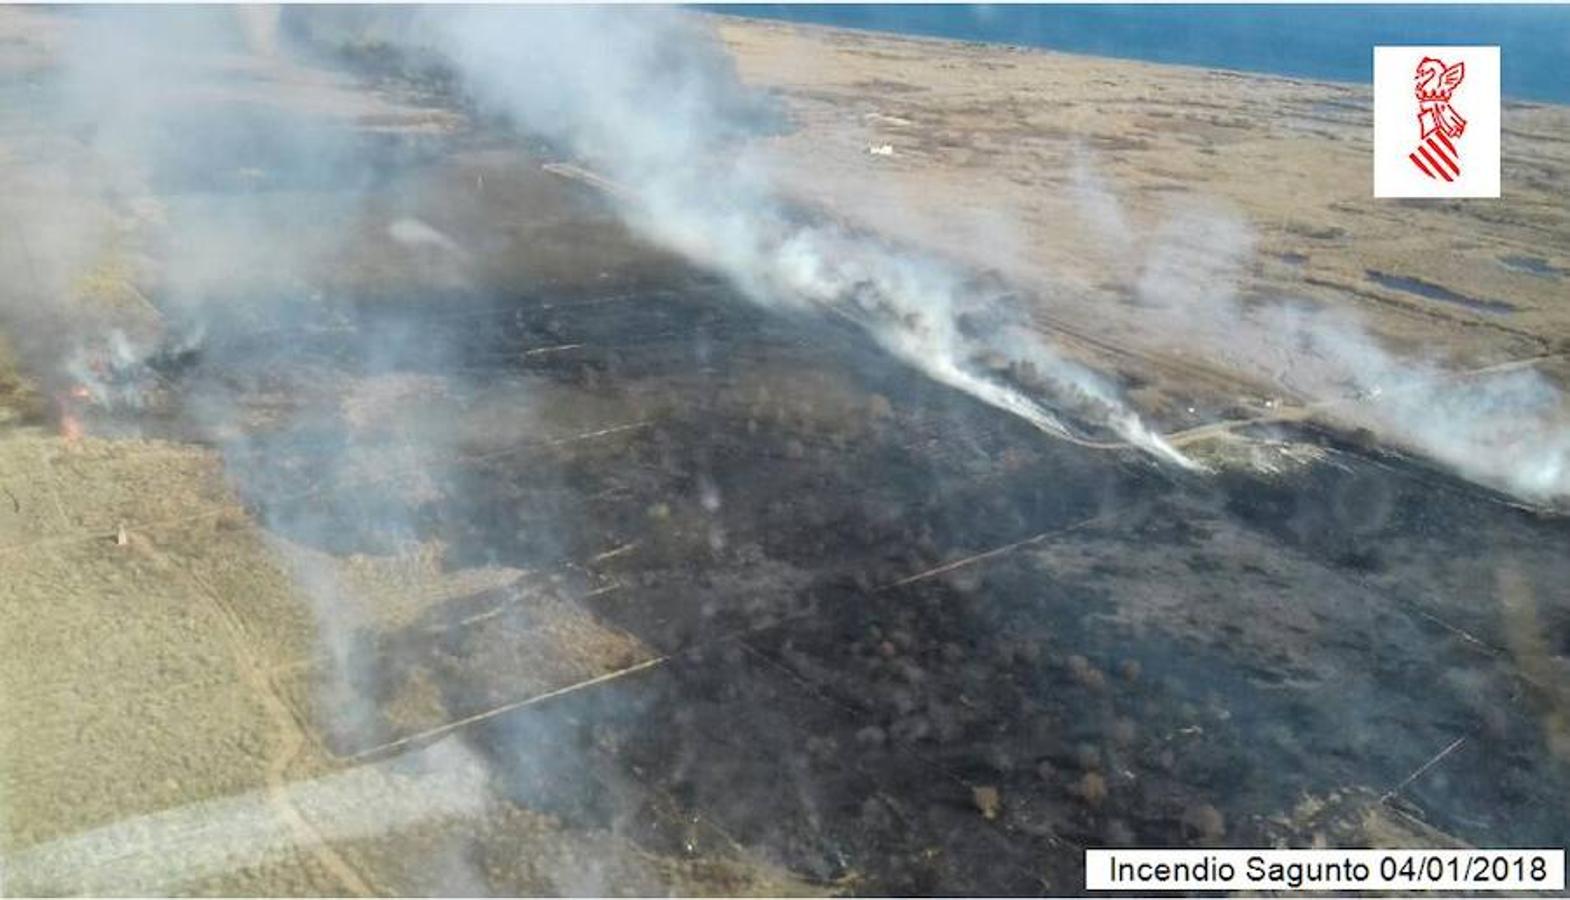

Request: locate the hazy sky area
(712, 5), (1570, 103)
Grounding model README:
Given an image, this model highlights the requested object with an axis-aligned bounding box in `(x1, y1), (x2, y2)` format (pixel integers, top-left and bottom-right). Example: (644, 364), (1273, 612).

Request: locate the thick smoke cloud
(431, 2), (1564, 505)
(426, 6), (1197, 469)
(0, 7), (384, 407)
(1091, 180), (1570, 505)
(430, 5), (1569, 500)
(0, 13), (508, 888)
(13, 6), (1567, 509)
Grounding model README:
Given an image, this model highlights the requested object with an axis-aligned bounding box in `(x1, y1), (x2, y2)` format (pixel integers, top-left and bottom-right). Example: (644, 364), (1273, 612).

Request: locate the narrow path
(166, 556), (376, 896)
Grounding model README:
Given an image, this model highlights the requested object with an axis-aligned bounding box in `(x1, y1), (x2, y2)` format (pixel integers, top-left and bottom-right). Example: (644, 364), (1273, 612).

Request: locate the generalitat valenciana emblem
(1409, 56), (1465, 181)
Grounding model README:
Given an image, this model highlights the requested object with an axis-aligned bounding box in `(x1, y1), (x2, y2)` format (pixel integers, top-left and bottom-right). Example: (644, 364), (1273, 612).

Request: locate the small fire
(58, 384), (92, 443)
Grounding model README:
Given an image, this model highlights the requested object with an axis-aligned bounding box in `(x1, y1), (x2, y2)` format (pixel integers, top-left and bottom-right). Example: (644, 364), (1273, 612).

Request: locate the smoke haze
(428, 6), (1198, 468)
(1107, 184), (1570, 505)
(4, 5), (1569, 893)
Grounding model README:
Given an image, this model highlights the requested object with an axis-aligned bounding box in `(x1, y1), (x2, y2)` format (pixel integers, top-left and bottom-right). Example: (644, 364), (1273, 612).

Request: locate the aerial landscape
(1, 5), (1567, 896)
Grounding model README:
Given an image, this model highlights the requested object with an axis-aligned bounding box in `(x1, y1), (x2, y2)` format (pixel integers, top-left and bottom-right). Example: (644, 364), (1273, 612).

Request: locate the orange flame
(60, 411), (83, 443)
(58, 385), (90, 443)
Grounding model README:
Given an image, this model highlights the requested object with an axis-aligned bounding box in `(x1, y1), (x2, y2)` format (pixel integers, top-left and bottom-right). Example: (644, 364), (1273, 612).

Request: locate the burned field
(4, 8), (1570, 894)
(88, 253), (1570, 893)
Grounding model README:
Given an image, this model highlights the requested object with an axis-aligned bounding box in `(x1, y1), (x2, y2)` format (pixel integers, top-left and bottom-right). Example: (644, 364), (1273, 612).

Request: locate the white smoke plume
(1258, 302), (1570, 504)
(428, 7), (1197, 469)
(1094, 180), (1570, 506)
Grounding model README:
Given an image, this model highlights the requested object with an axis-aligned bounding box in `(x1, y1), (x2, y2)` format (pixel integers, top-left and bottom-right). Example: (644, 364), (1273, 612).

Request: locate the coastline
(704, 5), (1570, 106)
(707, 10), (1371, 95)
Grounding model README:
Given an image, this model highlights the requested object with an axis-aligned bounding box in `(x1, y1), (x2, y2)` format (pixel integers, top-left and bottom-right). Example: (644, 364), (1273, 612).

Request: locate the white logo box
(1374, 45), (1500, 198)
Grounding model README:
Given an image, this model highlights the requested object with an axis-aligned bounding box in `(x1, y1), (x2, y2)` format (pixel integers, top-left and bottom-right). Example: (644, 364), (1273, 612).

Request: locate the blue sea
(707, 5), (1570, 104)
